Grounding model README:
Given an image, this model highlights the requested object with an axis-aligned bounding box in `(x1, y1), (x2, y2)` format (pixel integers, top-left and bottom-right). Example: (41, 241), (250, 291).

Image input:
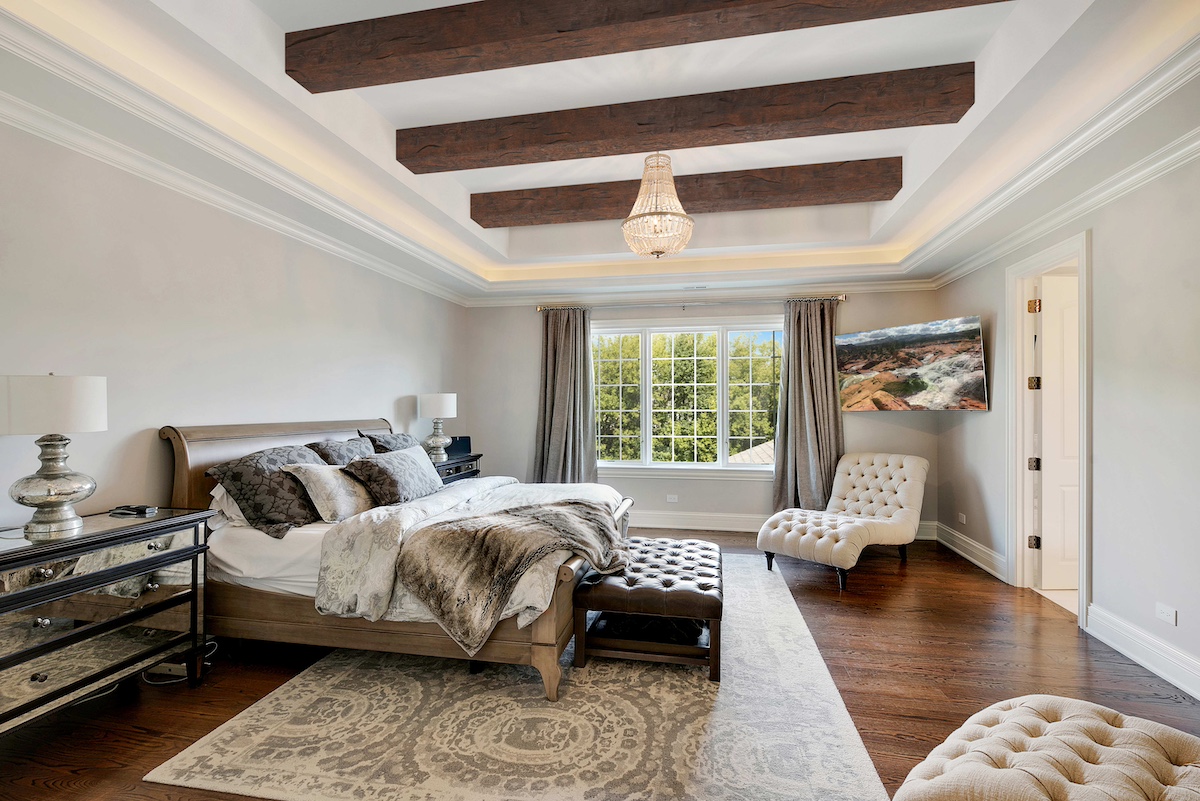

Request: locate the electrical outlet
(666, 494), (678, 503)
(1155, 602), (1178, 626)
(957, 512), (967, 525)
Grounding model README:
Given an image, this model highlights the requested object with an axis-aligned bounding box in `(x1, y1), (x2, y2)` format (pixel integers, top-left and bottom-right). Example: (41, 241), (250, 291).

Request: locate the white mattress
(206, 520), (331, 597)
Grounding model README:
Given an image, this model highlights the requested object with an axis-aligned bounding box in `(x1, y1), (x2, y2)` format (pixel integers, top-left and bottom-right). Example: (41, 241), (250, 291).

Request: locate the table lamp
(1, 375), (108, 539)
(418, 392), (457, 463)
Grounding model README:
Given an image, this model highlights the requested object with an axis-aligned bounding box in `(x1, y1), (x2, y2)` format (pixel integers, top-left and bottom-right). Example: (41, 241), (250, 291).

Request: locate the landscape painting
(836, 316), (988, 411)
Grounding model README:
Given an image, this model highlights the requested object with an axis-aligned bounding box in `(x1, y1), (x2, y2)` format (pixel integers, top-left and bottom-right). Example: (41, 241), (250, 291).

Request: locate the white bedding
(206, 477), (624, 629)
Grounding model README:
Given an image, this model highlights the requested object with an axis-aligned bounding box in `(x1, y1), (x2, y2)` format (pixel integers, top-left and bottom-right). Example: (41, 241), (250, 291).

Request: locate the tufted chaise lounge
(758, 452), (929, 589)
(894, 694), (1200, 801)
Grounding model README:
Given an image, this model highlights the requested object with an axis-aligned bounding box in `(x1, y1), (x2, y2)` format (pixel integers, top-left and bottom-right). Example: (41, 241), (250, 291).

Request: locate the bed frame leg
(531, 645), (561, 702)
(469, 660), (485, 674)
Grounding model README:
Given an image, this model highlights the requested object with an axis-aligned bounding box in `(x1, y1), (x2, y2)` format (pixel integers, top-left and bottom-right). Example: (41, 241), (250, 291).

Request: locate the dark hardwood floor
(2, 537), (1198, 799)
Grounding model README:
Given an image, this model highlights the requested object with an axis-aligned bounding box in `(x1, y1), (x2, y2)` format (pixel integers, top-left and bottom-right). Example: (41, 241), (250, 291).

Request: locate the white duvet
(209, 477), (624, 630)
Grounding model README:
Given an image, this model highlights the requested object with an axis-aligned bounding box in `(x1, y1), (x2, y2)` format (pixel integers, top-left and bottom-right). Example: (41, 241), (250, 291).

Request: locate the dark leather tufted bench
(573, 537), (723, 681)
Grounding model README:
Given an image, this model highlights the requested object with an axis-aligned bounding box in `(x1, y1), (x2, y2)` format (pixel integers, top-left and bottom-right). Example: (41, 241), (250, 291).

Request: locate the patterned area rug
(145, 554), (887, 800)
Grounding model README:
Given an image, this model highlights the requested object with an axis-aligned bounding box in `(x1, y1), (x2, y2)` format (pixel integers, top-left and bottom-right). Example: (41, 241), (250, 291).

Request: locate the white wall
(0, 124), (466, 529)
(935, 153), (1200, 678)
(459, 292), (943, 530)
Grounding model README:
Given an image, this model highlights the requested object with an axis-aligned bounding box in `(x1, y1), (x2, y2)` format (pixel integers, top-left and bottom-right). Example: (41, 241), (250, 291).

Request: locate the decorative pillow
(282, 463), (376, 523)
(344, 446), (443, 506)
(205, 445), (324, 538)
(307, 436), (375, 466)
(359, 430), (422, 454)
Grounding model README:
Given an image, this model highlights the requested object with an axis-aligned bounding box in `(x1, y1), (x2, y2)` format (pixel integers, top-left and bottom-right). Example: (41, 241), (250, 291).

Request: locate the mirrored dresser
(0, 508), (212, 735)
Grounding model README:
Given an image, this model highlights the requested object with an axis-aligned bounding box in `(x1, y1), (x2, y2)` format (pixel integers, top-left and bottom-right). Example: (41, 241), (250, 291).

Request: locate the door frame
(1004, 231), (1092, 625)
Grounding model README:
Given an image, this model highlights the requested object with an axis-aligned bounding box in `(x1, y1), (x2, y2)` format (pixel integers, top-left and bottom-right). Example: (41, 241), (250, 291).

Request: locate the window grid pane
(649, 332), (718, 464)
(726, 331), (782, 464)
(592, 333), (642, 462)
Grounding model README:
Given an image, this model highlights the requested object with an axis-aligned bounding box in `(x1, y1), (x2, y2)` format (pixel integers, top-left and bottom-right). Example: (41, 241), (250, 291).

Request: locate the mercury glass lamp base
(10, 434), (96, 542)
(423, 418), (452, 464)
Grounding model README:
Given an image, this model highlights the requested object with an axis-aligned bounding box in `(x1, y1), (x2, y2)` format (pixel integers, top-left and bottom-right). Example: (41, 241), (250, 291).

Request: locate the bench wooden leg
(899, 544), (908, 562)
(573, 608), (588, 668)
(836, 567), (849, 591)
(765, 551), (775, 571)
(708, 619), (721, 682)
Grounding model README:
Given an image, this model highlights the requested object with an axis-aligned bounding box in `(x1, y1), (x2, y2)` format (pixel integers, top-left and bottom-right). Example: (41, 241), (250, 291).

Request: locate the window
(593, 321), (783, 467)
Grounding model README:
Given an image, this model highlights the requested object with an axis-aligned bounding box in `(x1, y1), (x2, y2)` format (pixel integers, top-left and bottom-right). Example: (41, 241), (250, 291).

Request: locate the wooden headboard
(158, 419), (393, 510)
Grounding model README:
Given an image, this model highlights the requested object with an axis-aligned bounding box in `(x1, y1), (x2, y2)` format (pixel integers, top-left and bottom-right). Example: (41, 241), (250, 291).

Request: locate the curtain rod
(535, 294), (847, 312)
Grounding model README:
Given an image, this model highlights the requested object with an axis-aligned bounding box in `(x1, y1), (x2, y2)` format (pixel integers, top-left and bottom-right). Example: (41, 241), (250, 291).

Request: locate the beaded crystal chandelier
(622, 153), (694, 258)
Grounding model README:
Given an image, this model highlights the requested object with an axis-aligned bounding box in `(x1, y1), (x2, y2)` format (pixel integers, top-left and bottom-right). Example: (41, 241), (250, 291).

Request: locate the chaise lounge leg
(765, 551), (775, 571)
(835, 567), (848, 591)
(899, 544), (908, 562)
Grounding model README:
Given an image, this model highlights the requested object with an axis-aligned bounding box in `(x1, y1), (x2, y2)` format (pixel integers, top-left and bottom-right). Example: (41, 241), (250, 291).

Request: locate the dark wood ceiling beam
(398, 64), (973, 174)
(286, 0), (1006, 93)
(471, 158), (903, 228)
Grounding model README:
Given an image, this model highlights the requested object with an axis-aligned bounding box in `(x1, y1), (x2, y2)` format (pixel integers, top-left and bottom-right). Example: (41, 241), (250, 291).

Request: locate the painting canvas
(836, 316), (988, 411)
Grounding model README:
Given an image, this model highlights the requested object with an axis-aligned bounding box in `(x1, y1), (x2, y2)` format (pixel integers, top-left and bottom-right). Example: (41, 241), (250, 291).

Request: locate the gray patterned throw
(399, 500), (626, 655)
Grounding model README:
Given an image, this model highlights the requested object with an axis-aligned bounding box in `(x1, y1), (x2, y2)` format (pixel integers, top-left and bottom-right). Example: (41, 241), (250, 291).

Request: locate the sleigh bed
(158, 419), (632, 701)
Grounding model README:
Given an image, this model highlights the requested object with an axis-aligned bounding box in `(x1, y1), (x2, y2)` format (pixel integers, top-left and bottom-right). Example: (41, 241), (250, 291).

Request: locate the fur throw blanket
(397, 500), (627, 655)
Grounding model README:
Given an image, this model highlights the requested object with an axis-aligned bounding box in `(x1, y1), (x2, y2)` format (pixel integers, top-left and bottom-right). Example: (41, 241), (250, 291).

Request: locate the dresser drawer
(0, 622), (188, 720)
(0, 576), (192, 663)
(0, 532), (192, 598)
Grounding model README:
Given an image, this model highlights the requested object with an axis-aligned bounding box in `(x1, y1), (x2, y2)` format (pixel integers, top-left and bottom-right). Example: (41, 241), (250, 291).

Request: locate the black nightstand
(436, 453), (482, 484)
(0, 508), (212, 734)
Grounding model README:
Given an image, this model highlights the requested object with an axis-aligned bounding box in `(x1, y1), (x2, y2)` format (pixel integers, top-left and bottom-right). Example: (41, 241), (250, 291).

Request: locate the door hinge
(1028, 376), (1042, 390)
(1028, 299), (1042, 313)
(1028, 535), (1042, 549)
(1028, 457), (1042, 471)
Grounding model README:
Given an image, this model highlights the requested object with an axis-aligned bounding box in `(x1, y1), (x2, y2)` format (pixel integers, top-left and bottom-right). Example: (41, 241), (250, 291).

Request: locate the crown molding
(0, 6), (488, 298)
(931, 122), (1200, 288)
(0, 87), (475, 306)
(461, 278), (938, 308)
(914, 33), (1200, 286)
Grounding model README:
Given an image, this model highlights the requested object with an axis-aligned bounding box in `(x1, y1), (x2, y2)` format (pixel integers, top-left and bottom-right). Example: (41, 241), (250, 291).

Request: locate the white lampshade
(0, 375), (108, 436)
(418, 392), (457, 419)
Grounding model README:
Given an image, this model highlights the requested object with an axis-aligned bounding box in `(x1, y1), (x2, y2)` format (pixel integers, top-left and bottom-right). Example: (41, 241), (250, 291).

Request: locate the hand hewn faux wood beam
(470, 158), (903, 228)
(286, 0), (1006, 93)
(398, 64), (973, 174)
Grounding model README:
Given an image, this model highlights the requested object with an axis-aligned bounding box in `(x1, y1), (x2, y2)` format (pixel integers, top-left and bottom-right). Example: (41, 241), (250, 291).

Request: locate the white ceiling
(1, 0), (1197, 304)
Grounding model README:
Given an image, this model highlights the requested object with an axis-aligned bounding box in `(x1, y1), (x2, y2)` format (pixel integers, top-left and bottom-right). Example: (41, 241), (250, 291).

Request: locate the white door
(1039, 275), (1080, 589)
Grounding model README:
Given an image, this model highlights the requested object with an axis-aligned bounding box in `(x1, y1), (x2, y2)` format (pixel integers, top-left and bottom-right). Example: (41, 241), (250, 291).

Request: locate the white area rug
(146, 554), (886, 800)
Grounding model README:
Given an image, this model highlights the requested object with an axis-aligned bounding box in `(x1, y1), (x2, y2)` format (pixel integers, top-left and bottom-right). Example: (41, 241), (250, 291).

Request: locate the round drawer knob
(146, 541), (166, 552)
(145, 582), (160, 592)
(32, 617), (52, 629)
(34, 567), (54, 579)
(30, 673), (48, 683)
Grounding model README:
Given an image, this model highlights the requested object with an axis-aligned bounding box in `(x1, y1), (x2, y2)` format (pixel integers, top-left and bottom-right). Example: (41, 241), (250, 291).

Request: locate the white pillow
(210, 483), (250, 527)
(281, 463), (376, 523)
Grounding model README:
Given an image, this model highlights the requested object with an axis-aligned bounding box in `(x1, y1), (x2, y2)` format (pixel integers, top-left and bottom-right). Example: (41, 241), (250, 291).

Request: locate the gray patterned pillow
(307, 436), (375, 465)
(205, 445), (324, 538)
(282, 463), (376, 523)
(360, 431), (422, 454)
(344, 446), (443, 506)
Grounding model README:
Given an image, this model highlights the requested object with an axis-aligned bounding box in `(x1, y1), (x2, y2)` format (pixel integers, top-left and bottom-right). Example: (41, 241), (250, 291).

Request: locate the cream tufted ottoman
(758, 452), (928, 589)
(894, 695), (1200, 801)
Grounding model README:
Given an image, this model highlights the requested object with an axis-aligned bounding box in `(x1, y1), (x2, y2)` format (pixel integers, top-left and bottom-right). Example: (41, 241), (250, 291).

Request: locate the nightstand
(0, 508), (212, 735)
(436, 453), (482, 484)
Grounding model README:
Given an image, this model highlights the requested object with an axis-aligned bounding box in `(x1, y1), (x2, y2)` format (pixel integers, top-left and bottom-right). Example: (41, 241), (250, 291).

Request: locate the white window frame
(592, 315), (783, 477)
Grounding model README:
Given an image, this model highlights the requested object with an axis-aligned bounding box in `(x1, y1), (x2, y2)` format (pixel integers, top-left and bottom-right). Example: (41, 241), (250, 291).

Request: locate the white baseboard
(916, 521), (938, 541)
(628, 510), (764, 533)
(935, 523), (1007, 581)
(1085, 605), (1200, 701)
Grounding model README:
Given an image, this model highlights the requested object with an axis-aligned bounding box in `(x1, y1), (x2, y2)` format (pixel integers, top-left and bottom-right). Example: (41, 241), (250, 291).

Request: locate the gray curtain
(772, 299), (844, 511)
(532, 308), (597, 483)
